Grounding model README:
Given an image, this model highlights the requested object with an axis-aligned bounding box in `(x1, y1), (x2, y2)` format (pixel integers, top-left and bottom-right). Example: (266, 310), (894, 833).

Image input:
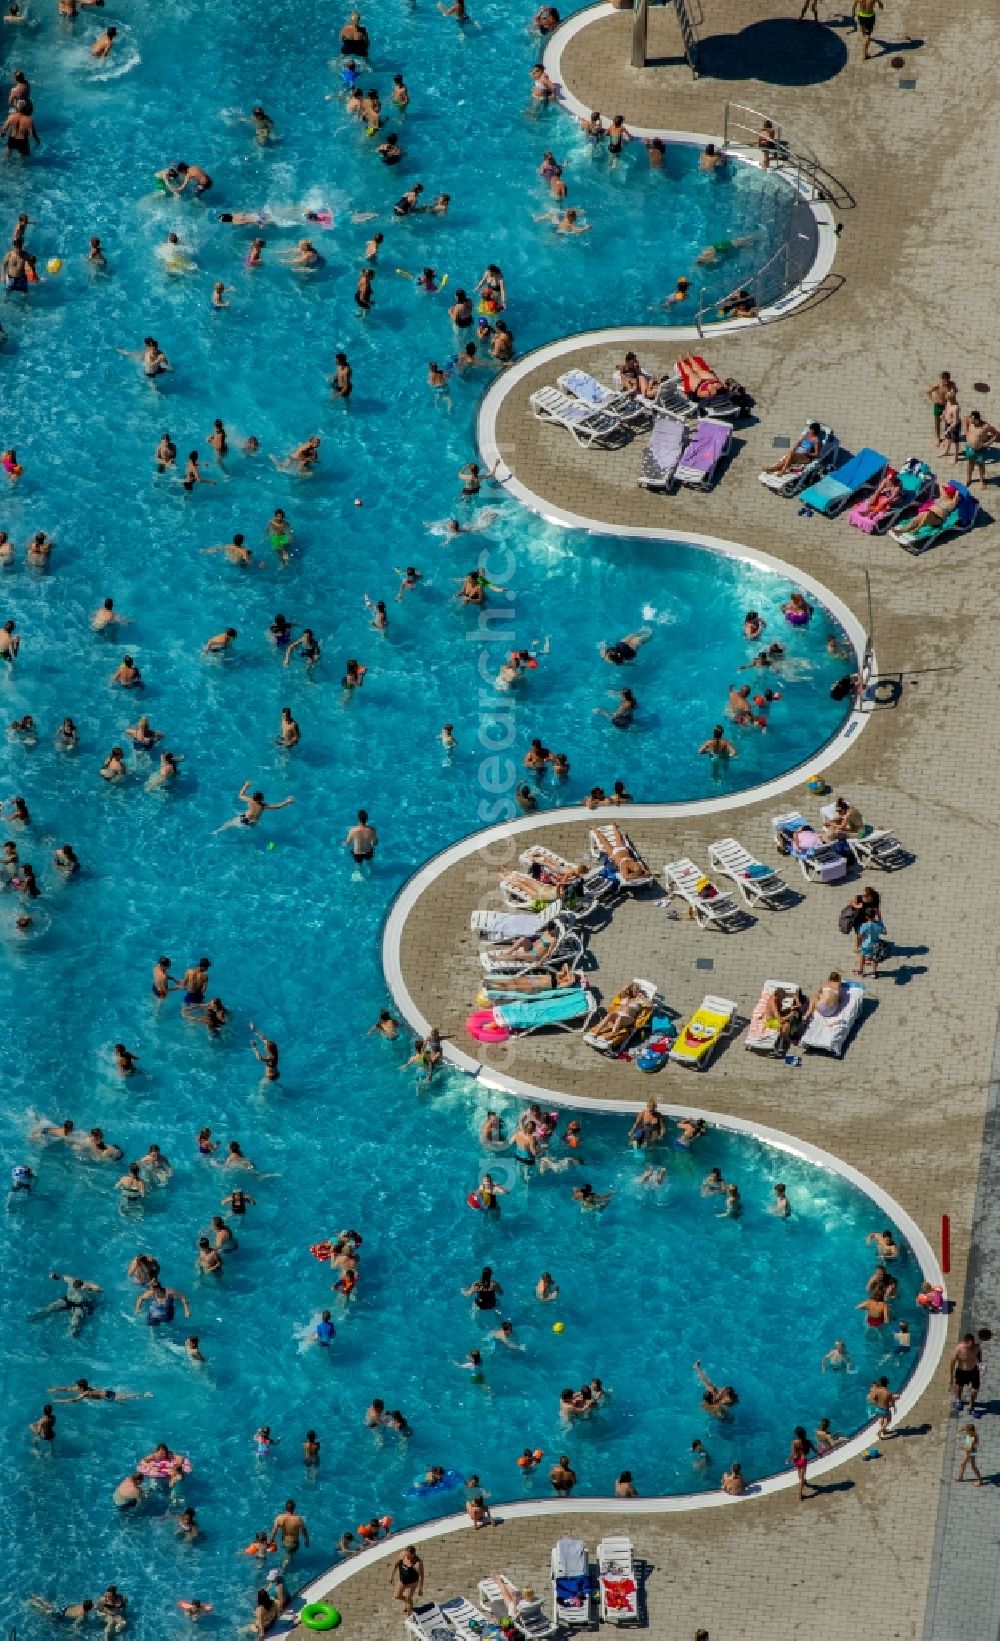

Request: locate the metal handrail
(722, 99), (829, 201)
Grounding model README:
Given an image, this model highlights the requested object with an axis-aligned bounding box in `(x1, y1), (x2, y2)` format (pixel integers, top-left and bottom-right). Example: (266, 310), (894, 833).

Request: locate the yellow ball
(552, 1321), (565, 1334)
(46, 258), (62, 275)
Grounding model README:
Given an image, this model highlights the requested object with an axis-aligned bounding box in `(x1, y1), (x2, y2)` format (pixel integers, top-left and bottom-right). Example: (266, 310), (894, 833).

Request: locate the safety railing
(692, 221), (818, 337)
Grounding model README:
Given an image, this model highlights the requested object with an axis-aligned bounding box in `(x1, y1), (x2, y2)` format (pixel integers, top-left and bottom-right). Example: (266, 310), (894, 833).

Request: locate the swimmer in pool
(49, 1378), (151, 1403)
(571, 1183), (613, 1211)
(695, 233), (756, 265)
(214, 781), (294, 832)
(533, 207), (591, 234)
(249, 1024), (280, 1080)
(821, 1339), (853, 1373)
(600, 629), (650, 664)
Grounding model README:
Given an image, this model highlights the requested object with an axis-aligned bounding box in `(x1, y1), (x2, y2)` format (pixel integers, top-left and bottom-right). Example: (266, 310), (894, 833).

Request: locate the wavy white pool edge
(295, 1084), (946, 1608)
(536, 2), (840, 330)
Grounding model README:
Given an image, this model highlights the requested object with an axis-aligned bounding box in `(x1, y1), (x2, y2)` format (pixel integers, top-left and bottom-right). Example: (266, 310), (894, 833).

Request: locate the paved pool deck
(291, 0), (1000, 1634)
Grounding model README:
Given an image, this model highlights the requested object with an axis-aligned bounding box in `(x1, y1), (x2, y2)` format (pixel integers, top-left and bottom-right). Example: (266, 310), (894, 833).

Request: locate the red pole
(941, 1214), (951, 1276)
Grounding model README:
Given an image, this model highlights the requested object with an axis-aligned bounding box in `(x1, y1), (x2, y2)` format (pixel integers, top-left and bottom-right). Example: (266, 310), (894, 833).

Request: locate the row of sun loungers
(745, 977), (864, 1059)
(465, 809), (904, 1054)
(759, 427), (979, 547)
(406, 1538), (637, 1641)
(530, 356), (748, 456)
(638, 415), (732, 492)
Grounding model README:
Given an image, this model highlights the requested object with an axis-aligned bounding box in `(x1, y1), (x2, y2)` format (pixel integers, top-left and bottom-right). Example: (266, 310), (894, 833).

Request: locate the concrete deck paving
(291, 0), (1000, 1634)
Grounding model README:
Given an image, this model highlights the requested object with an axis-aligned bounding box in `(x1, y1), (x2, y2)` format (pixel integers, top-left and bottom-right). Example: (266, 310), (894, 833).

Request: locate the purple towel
(683, 420), (729, 473)
(650, 417), (683, 469)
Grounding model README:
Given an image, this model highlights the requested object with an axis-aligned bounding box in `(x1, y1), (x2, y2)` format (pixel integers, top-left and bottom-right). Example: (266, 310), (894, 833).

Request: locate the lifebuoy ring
(466, 1009), (510, 1043)
(301, 1602), (341, 1632)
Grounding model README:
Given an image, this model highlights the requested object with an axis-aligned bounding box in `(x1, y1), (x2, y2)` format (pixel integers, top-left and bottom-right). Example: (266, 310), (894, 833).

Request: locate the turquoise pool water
(0, 0), (869, 1631)
(9, 1085), (926, 1635)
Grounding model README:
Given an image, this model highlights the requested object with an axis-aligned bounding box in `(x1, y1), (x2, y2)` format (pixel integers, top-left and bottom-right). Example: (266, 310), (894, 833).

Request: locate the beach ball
(552, 1321), (565, 1334)
(46, 258), (62, 275)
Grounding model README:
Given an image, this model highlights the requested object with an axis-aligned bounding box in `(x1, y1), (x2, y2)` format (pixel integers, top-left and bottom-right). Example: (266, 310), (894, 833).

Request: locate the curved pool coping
(294, 1091), (946, 1609)
(537, 2), (840, 331)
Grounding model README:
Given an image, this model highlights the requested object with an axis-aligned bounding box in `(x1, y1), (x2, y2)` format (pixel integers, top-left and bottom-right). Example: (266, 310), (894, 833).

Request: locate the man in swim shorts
(851, 0), (882, 57)
(950, 1333), (983, 1412)
(343, 808), (377, 869)
(270, 1499), (309, 1562)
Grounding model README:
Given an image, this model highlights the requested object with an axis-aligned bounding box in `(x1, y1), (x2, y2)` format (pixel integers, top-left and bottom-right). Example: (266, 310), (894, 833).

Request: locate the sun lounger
(551, 1539), (591, 1628)
(668, 995), (737, 1069)
(529, 386), (623, 448)
(800, 980), (864, 1057)
(663, 857), (745, 930)
(557, 369), (650, 429)
(889, 480), (979, 553)
(519, 844), (619, 903)
(588, 824), (653, 892)
(640, 370), (698, 422)
(583, 977), (663, 1054)
(638, 415), (685, 492)
(471, 906), (565, 941)
(491, 987), (596, 1035)
(759, 424), (838, 496)
(501, 847), (617, 914)
(847, 458), (934, 534)
(478, 1580), (557, 1640)
(675, 355), (749, 420)
(707, 837), (791, 909)
(846, 825), (911, 872)
(672, 417), (731, 490)
(771, 811), (847, 883)
(406, 1602), (456, 1641)
(798, 446), (887, 517)
(597, 1537), (639, 1626)
(480, 923), (584, 975)
(744, 980), (802, 1054)
(440, 1596), (504, 1641)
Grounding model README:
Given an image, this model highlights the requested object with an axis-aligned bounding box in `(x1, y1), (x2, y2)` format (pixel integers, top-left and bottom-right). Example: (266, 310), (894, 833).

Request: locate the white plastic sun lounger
(672, 417), (731, 490)
(759, 424), (838, 497)
(519, 844), (619, 903)
(588, 824), (653, 891)
(744, 980), (802, 1054)
(440, 1595), (503, 1641)
(771, 811), (847, 884)
(491, 987), (596, 1036)
(471, 905), (566, 941)
(478, 1579), (557, 1640)
(800, 980), (864, 1058)
(597, 1536), (639, 1625)
(529, 386), (623, 448)
(638, 414), (685, 492)
(640, 370), (698, 423)
(663, 857), (745, 930)
(480, 924), (584, 976)
(847, 827), (910, 871)
(707, 837), (791, 909)
(551, 1538), (592, 1628)
(406, 1602), (456, 1641)
(557, 369), (650, 429)
(583, 977), (661, 1055)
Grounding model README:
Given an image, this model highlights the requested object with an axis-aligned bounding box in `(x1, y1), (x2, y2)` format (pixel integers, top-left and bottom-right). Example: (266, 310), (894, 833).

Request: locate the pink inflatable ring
(466, 1008), (510, 1044)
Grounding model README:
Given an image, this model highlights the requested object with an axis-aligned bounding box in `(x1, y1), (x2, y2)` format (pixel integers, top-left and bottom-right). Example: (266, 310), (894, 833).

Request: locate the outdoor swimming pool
(9, 1075), (928, 1633)
(0, 0), (863, 1630)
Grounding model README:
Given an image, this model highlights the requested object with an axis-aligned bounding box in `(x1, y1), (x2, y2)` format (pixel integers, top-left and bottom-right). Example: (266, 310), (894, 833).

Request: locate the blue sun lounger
(798, 446), (888, 517)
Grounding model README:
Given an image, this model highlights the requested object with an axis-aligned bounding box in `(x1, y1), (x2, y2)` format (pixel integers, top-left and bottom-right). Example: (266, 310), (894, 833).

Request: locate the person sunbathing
(590, 984), (650, 1043)
(893, 483), (959, 534)
(598, 822), (648, 882)
(856, 468), (902, 519)
(805, 972), (846, 1020)
(488, 925), (562, 964)
(501, 870), (564, 904)
(483, 964), (578, 996)
(677, 355), (725, 397)
(763, 422), (823, 475)
(490, 1574), (538, 1616)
